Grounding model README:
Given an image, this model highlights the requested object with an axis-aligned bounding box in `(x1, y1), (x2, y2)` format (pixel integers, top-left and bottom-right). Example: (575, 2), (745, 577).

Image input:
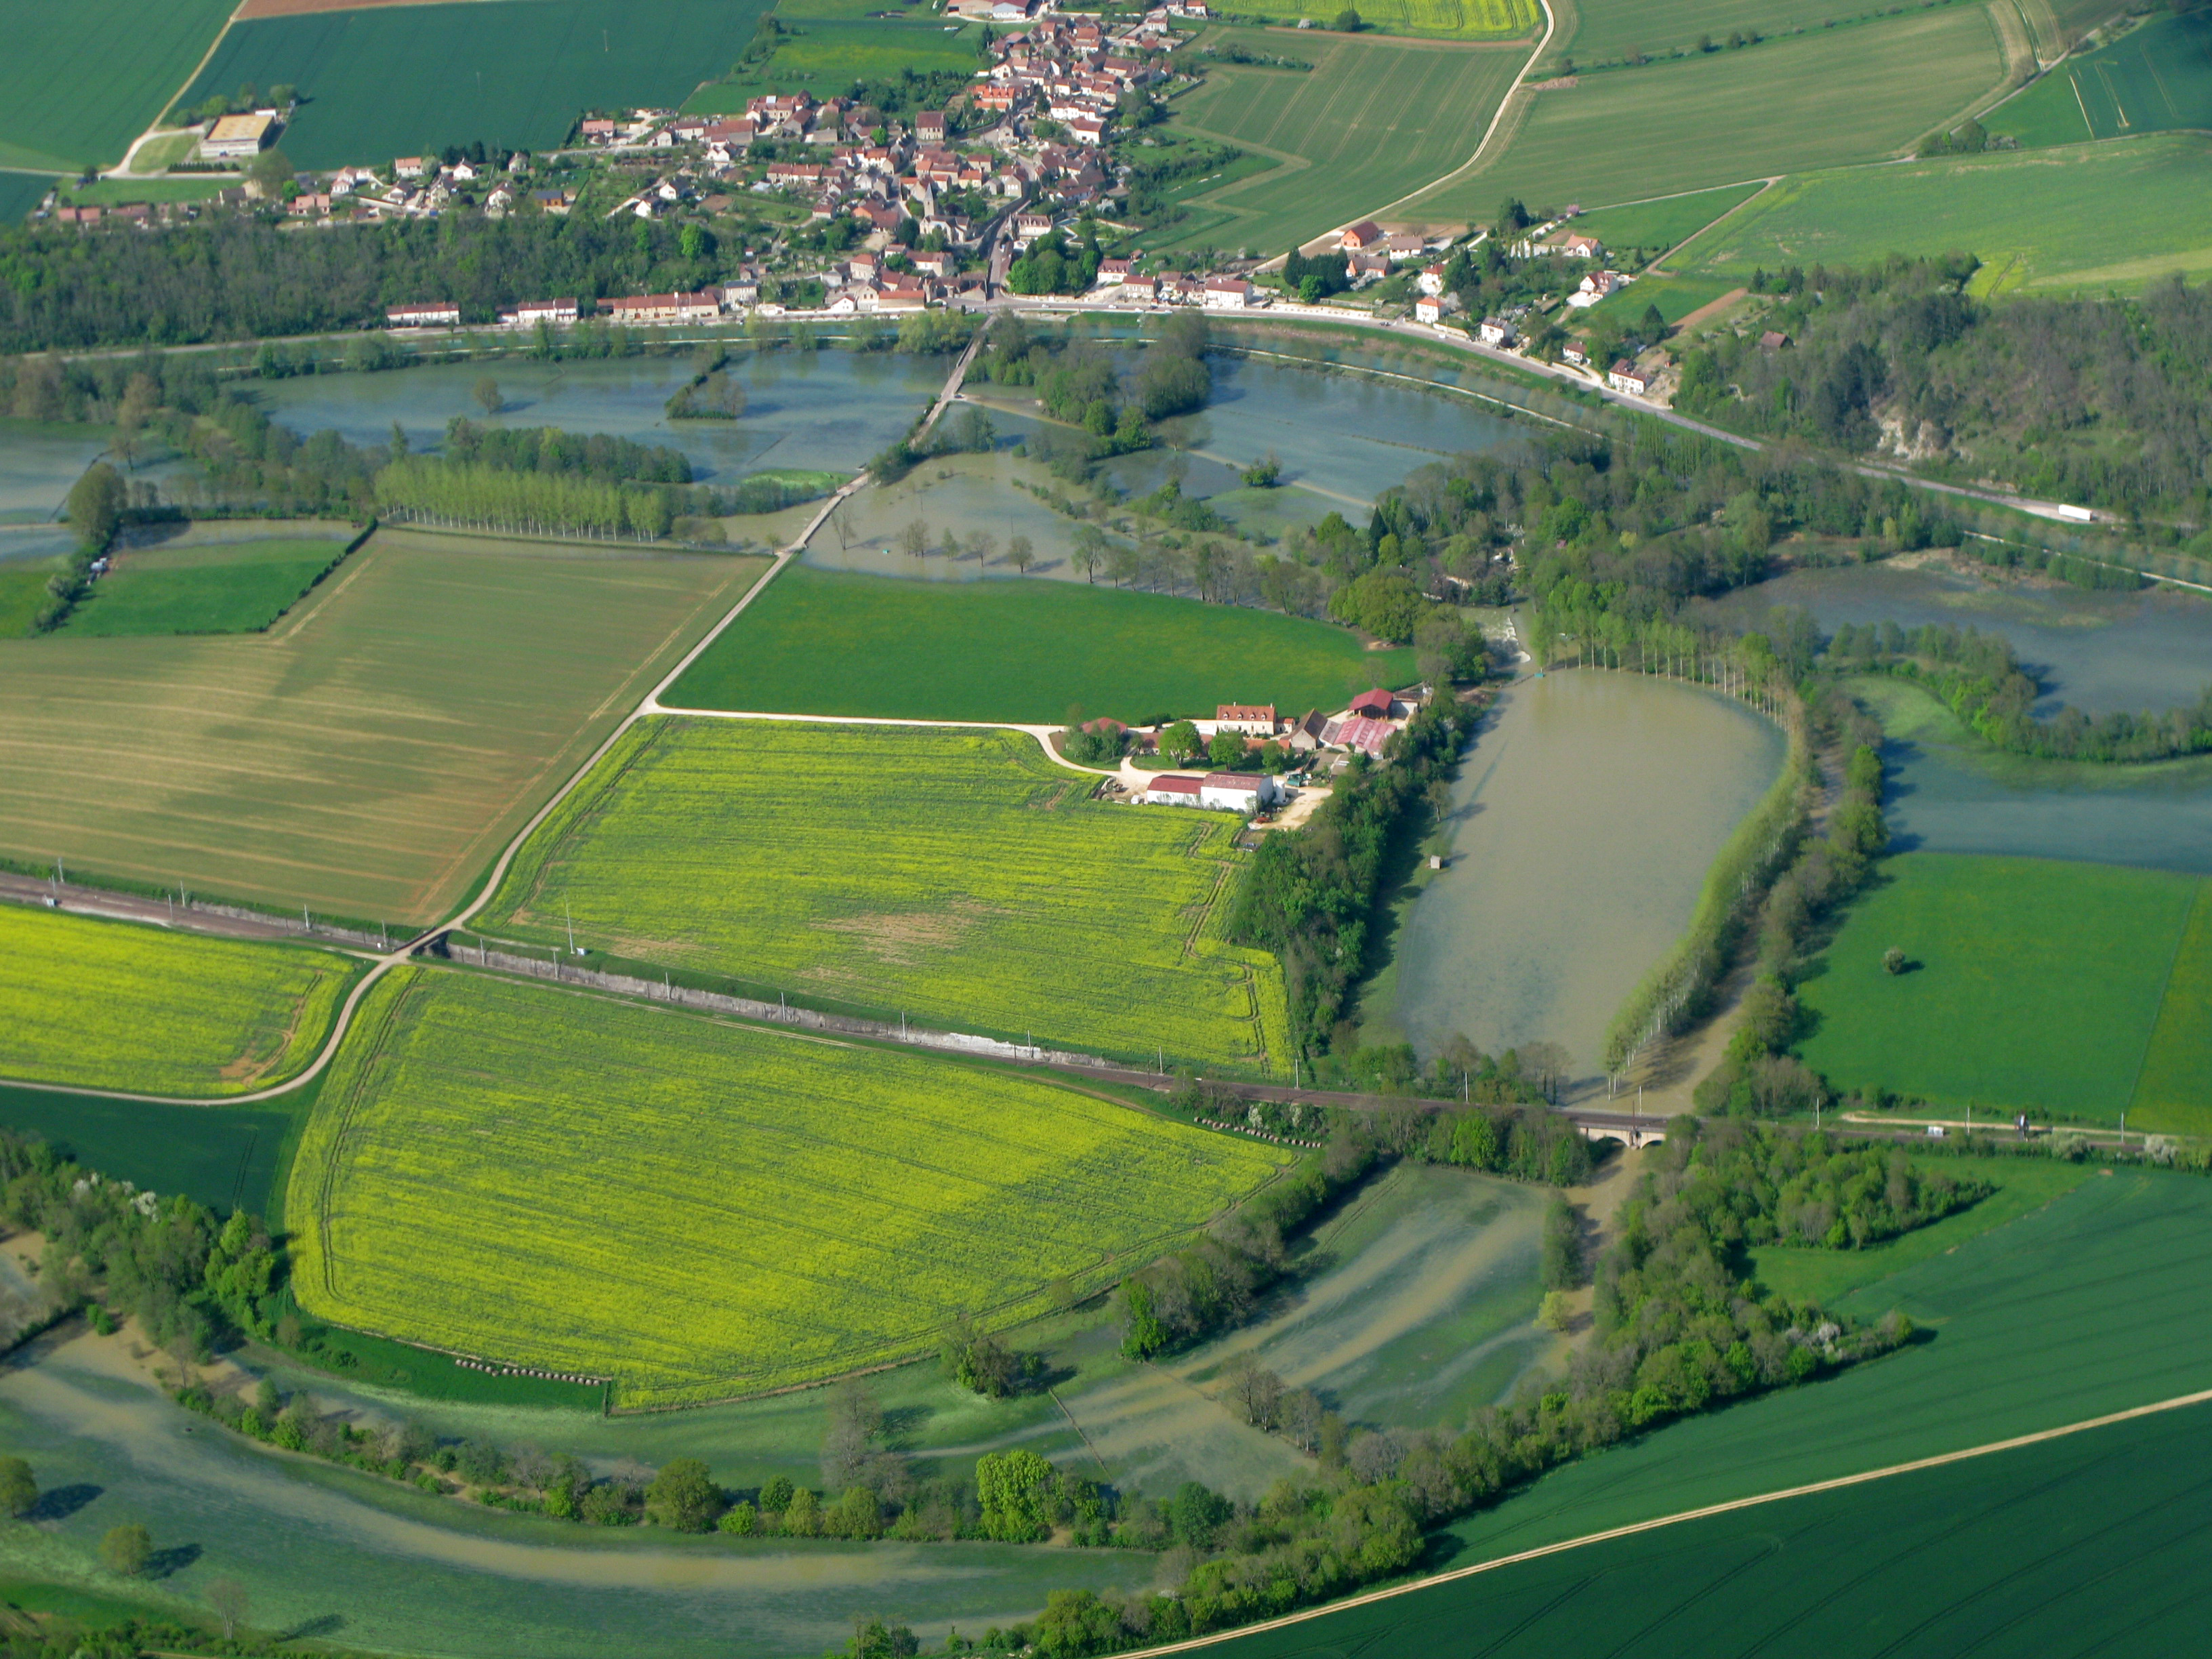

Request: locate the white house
(1214, 703), (1276, 736)
(1201, 275), (1254, 310)
(513, 298), (579, 325)
(386, 302), (461, 327)
(1414, 295), (1445, 325)
(1477, 317), (1514, 347)
(1416, 262), (1448, 296)
(1200, 772), (1279, 813)
(1608, 360), (1650, 395)
(1562, 342), (1589, 367)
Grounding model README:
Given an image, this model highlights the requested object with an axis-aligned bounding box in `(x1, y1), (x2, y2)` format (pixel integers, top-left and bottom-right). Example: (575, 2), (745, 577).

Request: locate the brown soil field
(233, 0), (508, 20)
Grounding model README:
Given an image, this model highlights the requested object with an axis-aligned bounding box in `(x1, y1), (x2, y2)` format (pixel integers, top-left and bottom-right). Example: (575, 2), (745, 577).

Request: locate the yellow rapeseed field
(290, 968), (1289, 1405)
(480, 719), (1293, 1071)
(0, 905), (354, 1096)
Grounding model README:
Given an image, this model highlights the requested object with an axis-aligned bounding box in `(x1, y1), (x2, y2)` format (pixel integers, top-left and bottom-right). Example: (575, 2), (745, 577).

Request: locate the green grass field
(1412, 7), (2004, 220)
(291, 966), (1288, 1404)
(1557, 181), (1765, 258)
(1794, 852), (2210, 1129)
(0, 905), (354, 1097)
(58, 176), (230, 207)
(179, 0), (775, 171)
(0, 554), (62, 636)
(1682, 136), (2212, 293)
(1238, 0), (1538, 37)
(0, 530), (769, 926)
(1586, 272), (1737, 324)
(1990, 12), (2212, 146)
(685, 16), (985, 112)
(62, 537), (347, 638)
(480, 718), (1292, 1068)
(0, 0), (234, 171)
(1564, 0), (1980, 64)
(2131, 881), (2212, 1134)
(663, 565), (1415, 724)
(1158, 35), (1526, 252)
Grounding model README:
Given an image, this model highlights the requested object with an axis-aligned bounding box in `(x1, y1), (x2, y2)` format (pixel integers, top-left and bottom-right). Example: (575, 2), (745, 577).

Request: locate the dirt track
(233, 0), (500, 18)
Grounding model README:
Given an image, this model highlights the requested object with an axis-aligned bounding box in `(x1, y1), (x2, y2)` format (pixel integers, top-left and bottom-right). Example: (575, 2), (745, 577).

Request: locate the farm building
(1332, 716), (1395, 758)
(386, 302), (461, 327)
(1200, 773), (1279, 813)
(1214, 704), (1277, 736)
(1348, 688), (1395, 718)
(1144, 775), (1205, 806)
(200, 112), (277, 161)
(1286, 709), (1330, 753)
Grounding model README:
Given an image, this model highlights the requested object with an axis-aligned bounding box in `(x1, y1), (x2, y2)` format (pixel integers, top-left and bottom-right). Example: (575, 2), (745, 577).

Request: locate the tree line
(1674, 259), (2212, 532)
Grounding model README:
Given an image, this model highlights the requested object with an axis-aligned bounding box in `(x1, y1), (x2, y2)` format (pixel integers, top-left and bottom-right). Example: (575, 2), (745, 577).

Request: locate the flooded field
(1702, 559), (2212, 718)
(0, 418), (112, 523)
(252, 350), (945, 484)
(1362, 670), (1789, 1079)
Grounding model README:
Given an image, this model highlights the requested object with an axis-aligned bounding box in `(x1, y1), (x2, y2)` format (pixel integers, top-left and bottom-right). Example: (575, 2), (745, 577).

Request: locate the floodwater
(0, 1332), (1155, 1658)
(251, 350), (945, 483)
(0, 420), (113, 523)
(1366, 670), (1789, 1080)
(1700, 560), (2212, 718)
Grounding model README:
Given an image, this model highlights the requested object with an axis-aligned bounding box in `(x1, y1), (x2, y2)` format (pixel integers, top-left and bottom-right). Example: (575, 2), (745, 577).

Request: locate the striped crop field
(290, 968), (1289, 1404)
(0, 905), (356, 1097)
(1254, 0), (1538, 36)
(480, 719), (1292, 1071)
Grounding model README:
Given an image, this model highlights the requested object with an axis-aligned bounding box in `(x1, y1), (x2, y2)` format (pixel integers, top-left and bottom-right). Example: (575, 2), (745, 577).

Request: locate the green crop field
(1563, 0), (1976, 65)
(1680, 136), (2212, 292)
(0, 0), (235, 172)
(62, 537), (348, 638)
(290, 966), (1288, 1404)
(480, 718), (1293, 1069)
(1156, 36), (1526, 253)
(1210, 1395), (2212, 1657)
(1410, 8), (2004, 220)
(2132, 882), (2212, 1135)
(1556, 181), (1765, 258)
(1990, 12), (2212, 146)
(178, 0), (775, 172)
(1239, 0), (1538, 37)
(663, 565), (1416, 724)
(0, 530), (768, 926)
(686, 17), (985, 112)
(0, 172), (52, 225)
(0, 905), (354, 1097)
(0, 553), (64, 636)
(0, 1081), (293, 1214)
(1793, 852), (2209, 1128)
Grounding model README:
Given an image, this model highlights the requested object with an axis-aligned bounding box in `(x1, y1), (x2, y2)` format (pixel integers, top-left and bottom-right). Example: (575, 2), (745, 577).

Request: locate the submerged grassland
(289, 968), (1288, 1405)
(479, 718), (1292, 1069)
(0, 905), (354, 1096)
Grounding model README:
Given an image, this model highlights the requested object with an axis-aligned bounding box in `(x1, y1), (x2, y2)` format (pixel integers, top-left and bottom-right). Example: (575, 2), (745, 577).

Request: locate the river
(1359, 670), (1788, 1081)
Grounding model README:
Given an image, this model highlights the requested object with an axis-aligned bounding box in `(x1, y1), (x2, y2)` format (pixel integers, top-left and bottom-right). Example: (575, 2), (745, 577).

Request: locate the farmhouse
(200, 112), (276, 162)
(1339, 220), (1383, 251)
(386, 302), (461, 327)
(1214, 703), (1276, 736)
(1200, 772), (1278, 813)
(1144, 775), (1205, 806)
(1608, 360), (1650, 394)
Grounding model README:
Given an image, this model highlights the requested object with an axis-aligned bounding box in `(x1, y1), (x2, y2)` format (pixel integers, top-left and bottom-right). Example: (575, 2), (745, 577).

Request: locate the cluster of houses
(1132, 691), (1412, 817)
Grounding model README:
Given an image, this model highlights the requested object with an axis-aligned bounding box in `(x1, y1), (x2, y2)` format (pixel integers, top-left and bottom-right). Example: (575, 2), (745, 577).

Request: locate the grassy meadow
(664, 565), (1414, 724)
(290, 968), (1288, 1404)
(62, 537), (348, 638)
(0, 0), (234, 171)
(686, 16), (985, 112)
(482, 718), (1292, 1068)
(179, 0), (775, 171)
(1157, 35), (1525, 251)
(1793, 853), (2208, 1129)
(1679, 136), (2212, 293)
(0, 906), (354, 1097)
(1412, 7), (2004, 218)
(1989, 12), (2212, 146)
(1562, 0), (1959, 63)
(0, 531), (768, 926)
(1557, 182), (1766, 259)
(0, 1080), (296, 1213)
(0, 172), (52, 226)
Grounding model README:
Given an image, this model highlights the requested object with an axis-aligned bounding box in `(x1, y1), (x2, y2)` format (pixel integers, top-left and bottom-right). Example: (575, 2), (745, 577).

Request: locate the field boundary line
(1110, 1386), (2212, 1657)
